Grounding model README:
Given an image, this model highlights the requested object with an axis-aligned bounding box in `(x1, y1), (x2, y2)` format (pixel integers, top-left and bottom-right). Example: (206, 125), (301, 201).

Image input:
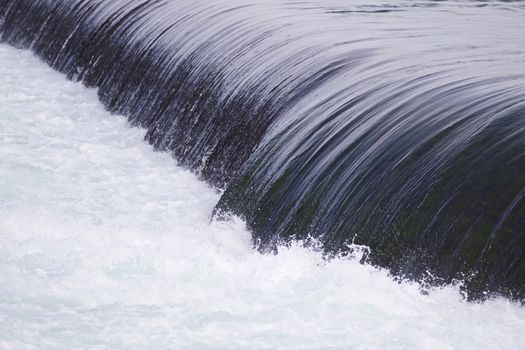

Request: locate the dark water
(1, 0), (524, 301)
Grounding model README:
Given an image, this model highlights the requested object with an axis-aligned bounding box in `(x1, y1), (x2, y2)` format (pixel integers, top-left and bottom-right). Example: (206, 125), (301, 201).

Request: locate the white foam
(0, 45), (523, 349)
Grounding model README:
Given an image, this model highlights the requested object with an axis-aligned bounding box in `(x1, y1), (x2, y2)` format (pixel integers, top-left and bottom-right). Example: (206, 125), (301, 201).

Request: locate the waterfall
(2, 0), (524, 301)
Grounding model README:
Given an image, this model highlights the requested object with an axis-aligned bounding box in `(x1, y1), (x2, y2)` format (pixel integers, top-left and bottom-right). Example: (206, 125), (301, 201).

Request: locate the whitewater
(0, 44), (523, 349)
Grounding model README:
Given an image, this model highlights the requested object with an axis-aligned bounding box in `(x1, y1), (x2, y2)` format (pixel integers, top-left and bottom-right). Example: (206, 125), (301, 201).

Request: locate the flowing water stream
(2, 0), (524, 298)
(0, 44), (524, 350)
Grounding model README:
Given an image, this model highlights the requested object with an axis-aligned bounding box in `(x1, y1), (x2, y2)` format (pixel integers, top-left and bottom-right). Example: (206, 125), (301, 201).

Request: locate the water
(2, 0), (524, 298)
(1, 44), (524, 349)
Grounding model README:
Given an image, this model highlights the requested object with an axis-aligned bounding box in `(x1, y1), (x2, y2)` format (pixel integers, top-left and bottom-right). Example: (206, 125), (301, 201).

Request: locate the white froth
(0, 45), (523, 349)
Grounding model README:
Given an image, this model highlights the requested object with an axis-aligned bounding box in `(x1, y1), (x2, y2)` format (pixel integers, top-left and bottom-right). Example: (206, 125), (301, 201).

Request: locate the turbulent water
(1, 0), (523, 299)
(1, 44), (524, 350)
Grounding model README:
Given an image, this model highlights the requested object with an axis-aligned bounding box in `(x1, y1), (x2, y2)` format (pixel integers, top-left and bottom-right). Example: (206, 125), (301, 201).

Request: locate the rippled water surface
(1, 45), (524, 350)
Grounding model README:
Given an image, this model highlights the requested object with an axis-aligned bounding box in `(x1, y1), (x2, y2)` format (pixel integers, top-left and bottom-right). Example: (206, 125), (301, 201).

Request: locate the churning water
(2, 0), (524, 299)
(1, 44), (524, 350)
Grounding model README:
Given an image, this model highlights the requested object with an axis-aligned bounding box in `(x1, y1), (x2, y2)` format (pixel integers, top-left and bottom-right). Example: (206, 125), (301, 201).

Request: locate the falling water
(1, 0), (524, 303)
(1, 43), (524, 350)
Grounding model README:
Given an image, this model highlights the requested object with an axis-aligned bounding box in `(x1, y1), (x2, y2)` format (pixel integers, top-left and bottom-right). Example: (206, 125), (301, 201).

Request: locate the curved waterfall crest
(2, 0), (525, 301)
